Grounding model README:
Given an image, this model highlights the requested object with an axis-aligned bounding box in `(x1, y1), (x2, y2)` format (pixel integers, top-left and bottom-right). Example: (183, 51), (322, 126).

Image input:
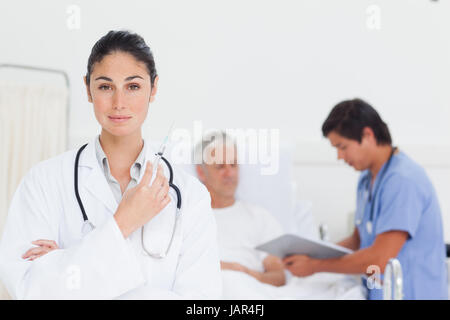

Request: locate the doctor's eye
(128, 84), (140, 90)
(98, 84), (112, 91)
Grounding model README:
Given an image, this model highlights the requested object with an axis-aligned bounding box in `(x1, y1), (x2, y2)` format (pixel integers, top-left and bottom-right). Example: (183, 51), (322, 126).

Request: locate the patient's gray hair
(194, 131), (236, 165)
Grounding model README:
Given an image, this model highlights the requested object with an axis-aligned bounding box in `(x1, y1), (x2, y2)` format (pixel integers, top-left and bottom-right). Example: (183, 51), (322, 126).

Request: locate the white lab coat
(0, 138), (222, 299)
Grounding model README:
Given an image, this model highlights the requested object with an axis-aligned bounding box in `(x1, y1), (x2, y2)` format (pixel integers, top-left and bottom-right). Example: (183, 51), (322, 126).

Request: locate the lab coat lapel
(77, 138), (118, 216)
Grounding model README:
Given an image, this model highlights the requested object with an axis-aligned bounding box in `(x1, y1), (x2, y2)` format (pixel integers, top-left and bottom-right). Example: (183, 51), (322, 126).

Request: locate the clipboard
(255, 234), (353, 259)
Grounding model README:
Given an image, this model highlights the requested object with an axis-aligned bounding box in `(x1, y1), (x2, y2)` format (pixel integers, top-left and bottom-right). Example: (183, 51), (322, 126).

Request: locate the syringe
(150, 122), (175, 184)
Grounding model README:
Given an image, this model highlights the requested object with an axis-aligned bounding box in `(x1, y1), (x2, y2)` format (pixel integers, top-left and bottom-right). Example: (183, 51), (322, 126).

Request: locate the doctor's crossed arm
(22, 240), (59, 261)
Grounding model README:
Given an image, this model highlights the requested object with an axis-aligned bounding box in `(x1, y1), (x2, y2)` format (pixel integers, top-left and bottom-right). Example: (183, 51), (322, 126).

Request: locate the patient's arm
(220, 261), (248, 273)
(221, 256), (286, 287)
(336, 227), (360, 251)
(257, 255), (286, 287)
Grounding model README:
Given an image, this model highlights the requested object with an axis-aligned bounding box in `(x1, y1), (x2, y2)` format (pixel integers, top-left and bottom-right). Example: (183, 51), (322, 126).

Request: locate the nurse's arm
(315, 230), (408, 274)
(284, 230), (408, 277)
(336, 227), (360, 251)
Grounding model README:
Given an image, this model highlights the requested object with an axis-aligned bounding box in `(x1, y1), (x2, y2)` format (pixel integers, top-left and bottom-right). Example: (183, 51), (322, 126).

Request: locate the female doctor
(0, 30), (222, 299)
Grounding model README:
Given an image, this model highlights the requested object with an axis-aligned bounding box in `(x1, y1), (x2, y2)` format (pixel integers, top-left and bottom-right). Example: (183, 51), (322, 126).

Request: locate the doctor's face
(327, 131), (372, 171)
(197, 145), (239, 200)
(85, 51), (158, 137)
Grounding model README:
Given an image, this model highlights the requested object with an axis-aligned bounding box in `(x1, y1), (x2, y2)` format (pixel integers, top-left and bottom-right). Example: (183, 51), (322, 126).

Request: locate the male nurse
(284, 98), (447, 300)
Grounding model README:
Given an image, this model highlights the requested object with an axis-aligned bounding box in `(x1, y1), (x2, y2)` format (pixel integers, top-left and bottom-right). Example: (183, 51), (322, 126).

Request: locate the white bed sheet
(221, 270), (367, 300)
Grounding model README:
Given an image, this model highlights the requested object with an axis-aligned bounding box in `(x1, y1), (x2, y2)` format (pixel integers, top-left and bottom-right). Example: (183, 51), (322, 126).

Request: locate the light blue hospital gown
(356, 151), (447, 300)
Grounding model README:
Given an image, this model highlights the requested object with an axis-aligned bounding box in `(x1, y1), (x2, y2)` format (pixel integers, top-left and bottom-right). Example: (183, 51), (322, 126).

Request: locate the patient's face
(85, 51), (157, 137)
(199, 145), (239, 200)
(327, 131), (372, 171)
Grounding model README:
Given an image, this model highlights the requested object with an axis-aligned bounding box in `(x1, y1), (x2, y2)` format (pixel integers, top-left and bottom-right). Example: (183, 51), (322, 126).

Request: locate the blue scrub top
(356, 151), (447, 300)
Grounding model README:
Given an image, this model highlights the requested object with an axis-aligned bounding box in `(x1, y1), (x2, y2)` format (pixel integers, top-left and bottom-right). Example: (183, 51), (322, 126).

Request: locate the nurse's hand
(114, 161), (171, 238)
(283, 255), (317, 277)
(22, 240), (59, 261)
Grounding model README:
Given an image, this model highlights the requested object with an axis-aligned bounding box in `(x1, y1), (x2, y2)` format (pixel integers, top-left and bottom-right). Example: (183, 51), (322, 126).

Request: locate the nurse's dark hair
(321, 98), (392, 145)
(85, 30), (157, 86)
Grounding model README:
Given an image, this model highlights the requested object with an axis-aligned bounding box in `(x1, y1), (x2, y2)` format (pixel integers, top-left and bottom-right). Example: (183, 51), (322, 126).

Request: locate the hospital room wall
(1, 0), (450, 242)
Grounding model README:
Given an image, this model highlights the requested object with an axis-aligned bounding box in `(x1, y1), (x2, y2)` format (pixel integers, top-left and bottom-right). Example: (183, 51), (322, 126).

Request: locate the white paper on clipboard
(255, 234), (353, 259)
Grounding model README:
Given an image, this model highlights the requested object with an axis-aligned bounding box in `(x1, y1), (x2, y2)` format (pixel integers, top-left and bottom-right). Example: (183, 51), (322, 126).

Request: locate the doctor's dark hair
(321, 98), (392, 145)
(85, 30), (158, 86)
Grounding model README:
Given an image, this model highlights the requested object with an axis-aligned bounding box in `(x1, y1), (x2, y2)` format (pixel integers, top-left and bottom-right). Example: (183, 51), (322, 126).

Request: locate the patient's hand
(22, 240), (59, 261)
(283, 254), (316, 277)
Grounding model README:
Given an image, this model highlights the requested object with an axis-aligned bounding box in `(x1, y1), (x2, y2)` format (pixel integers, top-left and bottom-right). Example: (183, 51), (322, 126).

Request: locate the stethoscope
(74, 143), (182, 259)
(356, 146), (397, 235)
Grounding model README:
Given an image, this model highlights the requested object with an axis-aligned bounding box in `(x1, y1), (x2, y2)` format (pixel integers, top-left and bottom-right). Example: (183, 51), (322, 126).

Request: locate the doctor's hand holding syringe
(113, 162), (171, 238)
(114, 127), (174, 239)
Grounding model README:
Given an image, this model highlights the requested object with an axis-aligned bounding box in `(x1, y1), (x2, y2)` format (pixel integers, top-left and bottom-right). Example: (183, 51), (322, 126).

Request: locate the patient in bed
(195, 131), (286, 287)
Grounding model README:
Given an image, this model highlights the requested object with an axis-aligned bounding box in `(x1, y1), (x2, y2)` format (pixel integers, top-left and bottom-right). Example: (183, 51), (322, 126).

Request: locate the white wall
(1, 0), (450, 241)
